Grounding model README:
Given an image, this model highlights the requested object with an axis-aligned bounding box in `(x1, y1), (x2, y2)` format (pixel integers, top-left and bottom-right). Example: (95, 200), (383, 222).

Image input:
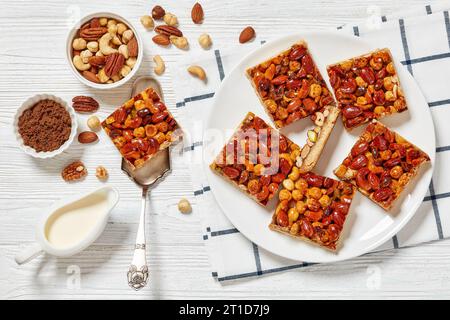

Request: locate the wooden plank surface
(0, 0), (449, 299)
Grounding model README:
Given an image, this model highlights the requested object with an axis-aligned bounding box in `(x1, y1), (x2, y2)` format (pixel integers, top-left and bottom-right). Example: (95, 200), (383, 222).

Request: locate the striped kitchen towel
(172, 3), (450, 282)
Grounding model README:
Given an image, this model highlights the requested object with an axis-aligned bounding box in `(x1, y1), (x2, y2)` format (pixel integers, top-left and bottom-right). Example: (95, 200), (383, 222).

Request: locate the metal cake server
(123, 76), (171, 290)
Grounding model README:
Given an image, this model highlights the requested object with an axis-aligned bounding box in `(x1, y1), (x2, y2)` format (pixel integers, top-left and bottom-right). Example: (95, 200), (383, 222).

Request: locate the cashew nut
(117, 23), (127, 35)
(188, 65), (206, 81)
(107, 19), (117, 27)
(95, 50), (104, 57)
(118, 44), (129, 59)
(140, 15), (154, 29)
(126, 57), (137, 68)
(73, 55), (91, 71)
(170, 36), (189, 50)
(72, 38), (87, 50)
(97, 68), (110, 83)
(112, 35), (122, 46)
(80, 49), (93, 63)
(153, 55), (165, 75)
(163, 12), (178, 26)
(99, 18), (108, 26)
(99, 33), (118, 55)
(198, 33), (212, 49)
(120, 65), (132, 77)
(122, 30), (134, 44)
(86, 41), (99, 52)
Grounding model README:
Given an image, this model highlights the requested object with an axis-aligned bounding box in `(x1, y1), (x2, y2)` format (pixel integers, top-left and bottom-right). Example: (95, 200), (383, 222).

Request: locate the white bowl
(13, 94), (78, 158)
(66, 12), (143, 90)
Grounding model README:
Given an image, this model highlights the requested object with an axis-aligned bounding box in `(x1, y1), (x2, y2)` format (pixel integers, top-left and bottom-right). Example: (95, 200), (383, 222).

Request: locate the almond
(88, 55), (106, 67)
(154, 25), (183, 37)
(82, 70), (100, 83)
(239, 26), (255, 44)
(128, 37), (138, 57)
(152, 34), (170, 46)
(78, 131), (98, 144)
(191, 2), (204, 24)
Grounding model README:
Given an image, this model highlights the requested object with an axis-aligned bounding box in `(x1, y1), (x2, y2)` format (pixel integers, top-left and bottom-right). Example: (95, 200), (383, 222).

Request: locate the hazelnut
(86, 41), (99, 53)
(152, 5), (166, 20)
(99, 18), (108, 26)
(170, 35), (189, 50)
(116, 23), (127, 35)
(96, 166), (108, 180)
(198, 33), (212, 49)
(178, 198), (192, 214)
(73, 38), (87, 51)
(122, 30), (134, 44)
(87, 116), (101, 131)
(163, 12), (178, 26)
(140, 15), (154, 29)
(107, 19), (117, 27)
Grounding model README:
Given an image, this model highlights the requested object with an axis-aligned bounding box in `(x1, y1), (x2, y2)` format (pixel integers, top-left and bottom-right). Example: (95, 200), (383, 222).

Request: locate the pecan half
(104, 53), (125, 77)
(72, 96), (99, 113)
(80, 27), (108, 41)
(154, 25), (183, 37)
(61, 161), (88, 182)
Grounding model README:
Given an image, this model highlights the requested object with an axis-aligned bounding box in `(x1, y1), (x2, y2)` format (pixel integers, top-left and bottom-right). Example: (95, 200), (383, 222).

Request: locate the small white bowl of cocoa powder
(14, 94), (78, 158)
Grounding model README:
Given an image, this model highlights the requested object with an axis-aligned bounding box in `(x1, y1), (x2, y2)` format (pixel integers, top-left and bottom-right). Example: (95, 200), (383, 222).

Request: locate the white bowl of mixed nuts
(66, 12), (143, 89)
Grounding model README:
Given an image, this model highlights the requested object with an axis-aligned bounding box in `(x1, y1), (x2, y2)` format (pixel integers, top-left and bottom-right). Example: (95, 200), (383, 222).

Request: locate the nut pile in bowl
(71, 16), (139, 85)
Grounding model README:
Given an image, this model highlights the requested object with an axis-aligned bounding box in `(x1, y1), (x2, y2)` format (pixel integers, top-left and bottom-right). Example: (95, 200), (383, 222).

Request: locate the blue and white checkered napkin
(172, 3), (450, 282)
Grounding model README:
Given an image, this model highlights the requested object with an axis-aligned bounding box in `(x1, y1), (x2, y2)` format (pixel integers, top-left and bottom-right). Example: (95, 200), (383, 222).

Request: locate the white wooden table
(1, 0), (449, 300)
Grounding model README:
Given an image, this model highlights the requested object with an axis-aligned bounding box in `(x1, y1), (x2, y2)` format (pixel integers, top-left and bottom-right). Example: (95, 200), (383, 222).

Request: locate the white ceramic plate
(203, 31), (435, 263)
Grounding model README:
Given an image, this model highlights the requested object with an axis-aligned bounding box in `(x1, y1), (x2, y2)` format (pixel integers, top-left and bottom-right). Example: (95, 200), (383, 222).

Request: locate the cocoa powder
(18, 99), (72, 152)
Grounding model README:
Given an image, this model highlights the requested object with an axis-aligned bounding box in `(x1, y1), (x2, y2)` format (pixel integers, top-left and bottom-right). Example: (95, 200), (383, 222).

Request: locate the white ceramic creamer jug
(15, 186), (119, 265)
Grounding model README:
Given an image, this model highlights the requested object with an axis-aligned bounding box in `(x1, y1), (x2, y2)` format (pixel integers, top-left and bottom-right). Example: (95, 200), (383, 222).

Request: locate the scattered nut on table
(62, 161), (87, 182)
(152, 5), (165, 20)
(140, 15), (154, 29)
(87, 115), (101, 131)
(187, 65), (206, 81)
(96, 166), (108, 180)
(198, 33), (212, 49)
(170, 35), (189, 50)
(163, 12), (178, 26)
(153, 55), (165, 75)
(178, 198), (192, 214)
